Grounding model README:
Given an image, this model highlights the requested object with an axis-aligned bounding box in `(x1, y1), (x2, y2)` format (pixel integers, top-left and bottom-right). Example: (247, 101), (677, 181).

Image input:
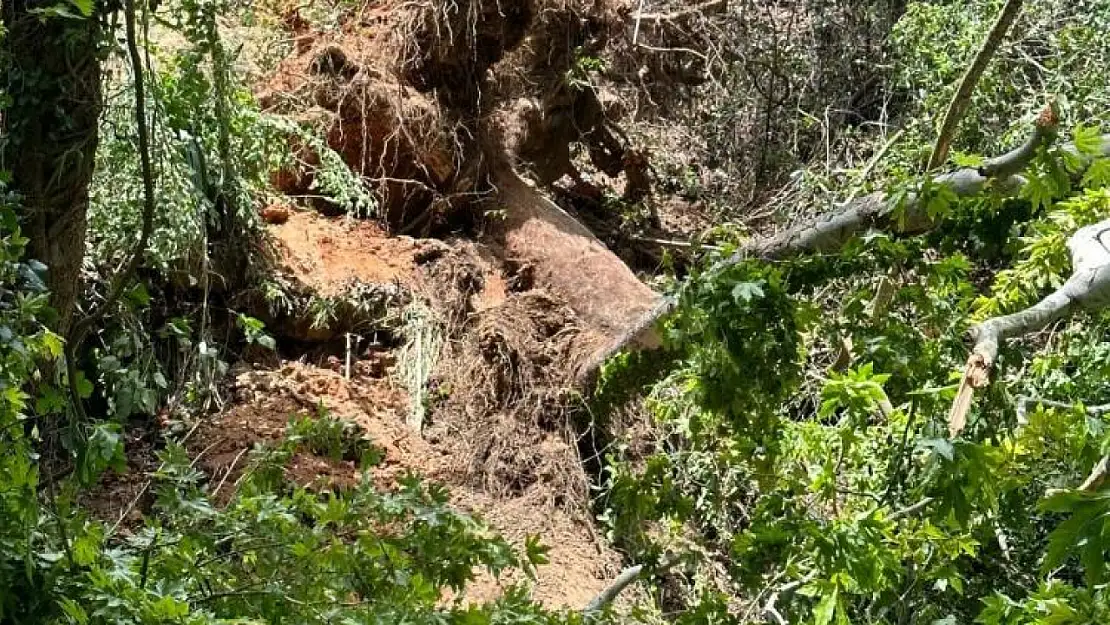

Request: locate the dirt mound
(188, 357), (622, 609)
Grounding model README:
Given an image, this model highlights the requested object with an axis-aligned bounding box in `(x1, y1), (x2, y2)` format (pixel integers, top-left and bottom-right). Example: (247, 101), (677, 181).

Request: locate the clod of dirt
(310, 45), (359, 79)
(268, 209), (421, 296)
(258, 28), (461, 227)
(261, 204), (290, 224)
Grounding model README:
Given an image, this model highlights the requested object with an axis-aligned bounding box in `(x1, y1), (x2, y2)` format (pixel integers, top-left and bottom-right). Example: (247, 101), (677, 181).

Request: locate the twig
(927, 0), (1025, 170)
(1079, 455), (1110, 493)
(763, 575), (814, 625)
(212, 447), (249, 500)
(889, 497), (934, 521)
(345, 333), (353, 380)
(632, 0), (645, 45)
(843, 129), (904, 205)
(950, 215), (1110, 438)
(628, 235), (724, 252)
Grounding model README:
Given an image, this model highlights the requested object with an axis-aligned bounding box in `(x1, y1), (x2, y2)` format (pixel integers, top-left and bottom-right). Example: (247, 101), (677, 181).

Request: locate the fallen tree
(583, 105), (1110, 412)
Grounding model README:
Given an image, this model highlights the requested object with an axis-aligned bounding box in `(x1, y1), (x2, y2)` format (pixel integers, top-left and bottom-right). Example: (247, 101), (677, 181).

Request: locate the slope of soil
(269, 207), (421, 294)
(194, 211), (628, 609)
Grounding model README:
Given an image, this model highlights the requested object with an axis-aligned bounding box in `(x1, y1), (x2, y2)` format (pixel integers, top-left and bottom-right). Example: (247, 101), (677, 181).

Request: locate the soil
(88, 0), (686, 612)
(199, 210), (625, 609)
(269, 207), (421, 295)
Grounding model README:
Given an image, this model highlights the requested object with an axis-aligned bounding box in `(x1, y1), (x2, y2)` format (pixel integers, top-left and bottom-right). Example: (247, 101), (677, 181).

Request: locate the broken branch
(948, 218), (1110, 437)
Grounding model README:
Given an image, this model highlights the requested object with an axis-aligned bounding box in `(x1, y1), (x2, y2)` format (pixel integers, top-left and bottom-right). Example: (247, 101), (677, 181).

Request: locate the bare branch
(927, 0), (1025, 170)
(583, 554), (682, 614)
(584, 565), (643, 614)
(889, 497), (935, 521)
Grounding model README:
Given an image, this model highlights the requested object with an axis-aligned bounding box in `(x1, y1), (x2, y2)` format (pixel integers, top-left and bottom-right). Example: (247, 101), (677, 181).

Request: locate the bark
(2, 6), (104, 336)
(492, 163), (663, 343)
(948, 218), (1110, 436)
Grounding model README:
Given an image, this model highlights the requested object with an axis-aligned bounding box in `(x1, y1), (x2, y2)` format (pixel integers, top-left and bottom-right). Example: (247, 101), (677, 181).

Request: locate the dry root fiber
(425, 287), (594, 504)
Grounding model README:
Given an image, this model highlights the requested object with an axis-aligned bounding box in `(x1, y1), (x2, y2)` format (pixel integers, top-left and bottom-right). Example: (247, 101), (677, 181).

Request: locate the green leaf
(1081, 525), (1106, 586)
(69, 0), (94, 16)
(731, 281), (765, 303)
(127, 282), (151, 306)
(57, 598), (88, 624)
(1081, 158), (1110, 189)
(918, 438), (955, 462)
(1073, 124), (1104, 157)
(813, 587), (838, 625)
(1042, 504), (1101, 573)
(525, 534), (550, 567)
(75, 371), (94, 399)
(73, 534), (99, 567)
(1020, 173), (1055, 211)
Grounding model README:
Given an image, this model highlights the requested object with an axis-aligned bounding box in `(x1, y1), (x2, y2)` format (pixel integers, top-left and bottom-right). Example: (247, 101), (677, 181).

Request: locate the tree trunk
(2, 6), (103, 336)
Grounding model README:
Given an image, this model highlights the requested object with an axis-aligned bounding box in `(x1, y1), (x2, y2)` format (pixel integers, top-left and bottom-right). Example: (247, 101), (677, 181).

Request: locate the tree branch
(584, 565), (643, 614)
(583, 554), (682, 614)
(948, 218), (1110, 437)
(927, 0), (1025, 170)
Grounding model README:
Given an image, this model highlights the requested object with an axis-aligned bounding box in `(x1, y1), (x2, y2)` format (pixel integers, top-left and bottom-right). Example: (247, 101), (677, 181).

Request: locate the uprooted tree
(11, 0), (1110, 623)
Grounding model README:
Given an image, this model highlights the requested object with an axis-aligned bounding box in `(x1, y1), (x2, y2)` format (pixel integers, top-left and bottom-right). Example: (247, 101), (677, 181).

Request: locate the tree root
(948, 218), (1110, 436)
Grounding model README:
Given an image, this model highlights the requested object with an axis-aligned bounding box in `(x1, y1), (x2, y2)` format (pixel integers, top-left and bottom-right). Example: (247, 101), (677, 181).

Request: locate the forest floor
(215, 209), (626, 608)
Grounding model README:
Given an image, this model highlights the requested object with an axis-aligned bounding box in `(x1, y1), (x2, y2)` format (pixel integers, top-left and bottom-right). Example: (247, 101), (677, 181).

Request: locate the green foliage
(2, 384), (597, 623)
(600, 107), (1110, 621)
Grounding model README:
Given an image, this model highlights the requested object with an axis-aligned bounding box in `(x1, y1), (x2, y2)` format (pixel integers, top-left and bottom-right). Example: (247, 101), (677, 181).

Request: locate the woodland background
(3, 0), (1110, 624)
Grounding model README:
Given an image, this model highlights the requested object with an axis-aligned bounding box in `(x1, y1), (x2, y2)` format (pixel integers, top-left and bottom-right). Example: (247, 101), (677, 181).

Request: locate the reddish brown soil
(109, 0), (663, 609)
(269, 208), (422, 295)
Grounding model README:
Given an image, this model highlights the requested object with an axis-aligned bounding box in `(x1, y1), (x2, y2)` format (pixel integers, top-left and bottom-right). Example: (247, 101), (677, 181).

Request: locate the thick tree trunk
(2, 7), (103, 335)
